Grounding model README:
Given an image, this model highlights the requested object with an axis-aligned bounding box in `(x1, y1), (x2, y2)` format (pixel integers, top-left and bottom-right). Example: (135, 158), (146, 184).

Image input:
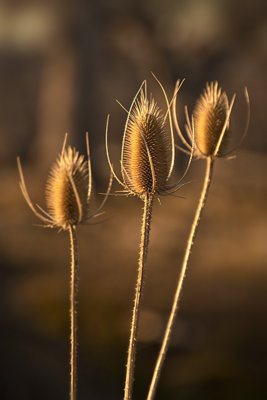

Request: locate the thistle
(147, 81), (250, 399)
(121, 89), (172, 197)
(193, 81), (233, 157)
(106, 76), (185, 400)
(46, 146), (90, 229)
(17, 134), (111, 400)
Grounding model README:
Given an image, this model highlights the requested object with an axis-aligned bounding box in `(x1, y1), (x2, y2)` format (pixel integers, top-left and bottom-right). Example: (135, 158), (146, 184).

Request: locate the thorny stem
(124, 194), (154, 400)
(69, 225), (79, 400)
(147, 157), (214, 400)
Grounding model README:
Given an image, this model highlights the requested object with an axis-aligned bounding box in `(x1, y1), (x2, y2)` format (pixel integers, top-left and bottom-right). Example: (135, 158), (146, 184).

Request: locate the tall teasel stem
(146, 80), (249, 398)
(69, 225), (79, 400)
(147, 156), (214, 400)
(106, 77), (183, 399)
(124, 194), (154, 400)
(17, 134), (112, 400)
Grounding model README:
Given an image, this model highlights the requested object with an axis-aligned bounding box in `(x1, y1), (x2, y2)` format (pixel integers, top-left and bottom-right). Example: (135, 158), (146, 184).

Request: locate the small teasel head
(17, 133), (111, 230)
(106, 78), (184, 200)
(193, 82), (232, 157)
(46, 146), (89, 229)
(173, 80), (249, 160)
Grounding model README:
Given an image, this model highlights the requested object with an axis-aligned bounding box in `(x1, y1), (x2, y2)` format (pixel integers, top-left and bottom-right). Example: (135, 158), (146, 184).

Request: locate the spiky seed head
(193, 81), (229, 157)
(122, 90), (172, 198)
(46, 146), (89, 230)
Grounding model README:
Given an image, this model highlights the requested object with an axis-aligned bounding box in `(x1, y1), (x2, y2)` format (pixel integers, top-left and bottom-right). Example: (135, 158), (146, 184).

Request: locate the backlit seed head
(193, 81), (229, 157)
(46, 146), (89, 229)
(121, 90), (172, 197)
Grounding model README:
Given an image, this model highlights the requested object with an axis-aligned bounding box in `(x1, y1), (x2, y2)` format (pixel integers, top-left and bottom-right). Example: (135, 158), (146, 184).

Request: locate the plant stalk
(147, 157), (214, 400)
(124, 194), (154, 400)
(69, 225), (79, 400)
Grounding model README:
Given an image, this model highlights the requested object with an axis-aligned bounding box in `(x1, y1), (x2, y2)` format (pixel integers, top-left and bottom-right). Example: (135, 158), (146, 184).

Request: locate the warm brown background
(1, 0), (267, 399)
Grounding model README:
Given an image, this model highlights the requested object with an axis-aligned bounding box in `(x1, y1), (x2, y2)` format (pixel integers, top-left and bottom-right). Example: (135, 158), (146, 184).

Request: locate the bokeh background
(1, 0), (267, 399)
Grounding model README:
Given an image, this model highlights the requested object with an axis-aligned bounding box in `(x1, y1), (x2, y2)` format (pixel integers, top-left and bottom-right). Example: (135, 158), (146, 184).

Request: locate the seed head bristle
(46, 146), (89, 229)
(193, 81), (229, 157)
(122, 89), (172, 197)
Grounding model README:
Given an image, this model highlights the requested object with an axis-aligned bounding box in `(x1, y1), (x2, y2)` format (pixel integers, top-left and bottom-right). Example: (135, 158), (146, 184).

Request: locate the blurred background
(1, 0), (267, 399)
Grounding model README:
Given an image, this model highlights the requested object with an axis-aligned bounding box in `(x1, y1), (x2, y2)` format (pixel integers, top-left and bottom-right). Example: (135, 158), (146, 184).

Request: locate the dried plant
(106, 77), (187, 400)
(46, 146), (90, 229)
(147, 81), (250, 399)
(17, 133), (111, 400)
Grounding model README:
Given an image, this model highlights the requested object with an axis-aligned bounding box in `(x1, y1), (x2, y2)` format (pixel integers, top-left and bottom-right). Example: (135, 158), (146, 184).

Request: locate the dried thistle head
(106, 78), (185, 200)
(173, 80), (249, 160)
(46, 146), (89, 229)
(193, 82), (231, 157)
(121, 89), (172, 197)
(17, 134), (111, 230)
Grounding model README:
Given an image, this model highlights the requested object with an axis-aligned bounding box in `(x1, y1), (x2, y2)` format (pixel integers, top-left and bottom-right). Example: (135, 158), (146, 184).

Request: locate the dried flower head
(106, 78), (186, 200)
(121, 89), (172, 196)
(193, 82), (230, 157)
(46, 146), (89, 229)
(17, 133), (111, 230)
(173, 80), (250, 159)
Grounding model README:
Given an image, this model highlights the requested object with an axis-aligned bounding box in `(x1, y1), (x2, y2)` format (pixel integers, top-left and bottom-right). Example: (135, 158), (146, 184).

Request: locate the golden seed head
(193, 81), (229, 157)
(122, 90), (172, 197)
(46, 146), (89, 229)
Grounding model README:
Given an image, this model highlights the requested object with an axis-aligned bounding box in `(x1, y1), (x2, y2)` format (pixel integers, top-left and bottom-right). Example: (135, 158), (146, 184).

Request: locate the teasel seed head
(106, 77), (190, 200)
(17, 133), (112, 230)
(172, 80), (250, 161)
(46, 146), (89, 230)
(121, 90), (172, 197)
(193, 81), (230, 157)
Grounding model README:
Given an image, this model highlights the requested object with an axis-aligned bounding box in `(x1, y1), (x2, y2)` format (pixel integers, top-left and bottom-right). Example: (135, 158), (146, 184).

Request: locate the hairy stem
(124, 194), (154, 400)
(147, 157), (214, 400)
(69, 225), (79, 400)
